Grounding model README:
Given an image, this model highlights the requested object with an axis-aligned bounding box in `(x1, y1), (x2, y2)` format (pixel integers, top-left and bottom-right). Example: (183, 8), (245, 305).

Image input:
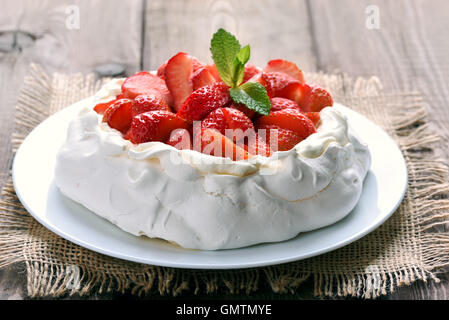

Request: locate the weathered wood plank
(143, 0), (315, 72)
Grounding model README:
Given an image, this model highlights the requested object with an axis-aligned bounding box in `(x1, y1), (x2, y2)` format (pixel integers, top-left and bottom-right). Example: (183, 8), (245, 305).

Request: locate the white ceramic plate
(12, 101), (407, 269)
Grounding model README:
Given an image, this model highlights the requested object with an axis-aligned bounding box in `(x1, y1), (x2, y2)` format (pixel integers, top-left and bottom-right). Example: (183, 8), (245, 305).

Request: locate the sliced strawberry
(230, 102), (256, 119)
(177, 82), (231, 122)
(191, 67), (217, 90)
(129, 110), (189, 144)
(264, 59), (305, 83)
(243, 64), (262, 83)
(167, 128), (192, 150)
(269, 97), (301, 113)
(157, 61), (167, 79)
(254, 108), (316, 142)
(261, 72), (305, 101)
(256, 123), (303, 151)
(121, 71), (173, 107)
(164, 52), (194, 111)
(300, 85), (333, 112)
(132, 94), (170, 117)
(199, 129), (251, 161)
(201, 107), (254, 144)
(94, 99), (117, 114)
(191, 56), (204, 72)
(205, 64), (221, 81)
(102, 99), (134, 134)
(305, 112), (321, 126)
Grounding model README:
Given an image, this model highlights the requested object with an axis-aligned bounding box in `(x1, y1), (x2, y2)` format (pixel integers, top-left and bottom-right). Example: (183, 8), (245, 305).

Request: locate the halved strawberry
(254, 108), (316, 142)
(269, 97), (301, 113)
(201, 107), (254, 143)
(121, 71), (173, 107)
(263, 59), (305, 83)
(305, 112), (321, 126)
(164, 52), (195, 111)
(261, 72), (305, 101)
(157, 61), (167, 79)
(205, 64), (221, 81)
(94, 99), (117, 114)
(102, 99), (134, 134)
(300, 85), (333, 112)
(129, 110), (189, 144)
(177, 82), (231, 122)
(199, 129), (251, 161)
(191, 67), (217, 90)
(256, 123), (302, 151)
(132, 94), (170, 117)
(167, 128), (192, 150)
(243, 64), (262, 83)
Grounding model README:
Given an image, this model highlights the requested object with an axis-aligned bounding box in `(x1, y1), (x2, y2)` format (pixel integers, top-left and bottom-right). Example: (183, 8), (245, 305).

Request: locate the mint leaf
(236, 45), (250, 65)
(229, 82), (271, 115)
(210, 29), (241, 87)
(232, 58), (245, 87)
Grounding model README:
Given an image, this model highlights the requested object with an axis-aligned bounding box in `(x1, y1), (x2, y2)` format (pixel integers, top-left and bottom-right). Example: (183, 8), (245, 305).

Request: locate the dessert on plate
(55, 29), (370, 250)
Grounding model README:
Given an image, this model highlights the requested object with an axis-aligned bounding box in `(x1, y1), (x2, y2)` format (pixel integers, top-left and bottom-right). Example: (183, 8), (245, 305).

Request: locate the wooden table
(0, 0), (448, 300)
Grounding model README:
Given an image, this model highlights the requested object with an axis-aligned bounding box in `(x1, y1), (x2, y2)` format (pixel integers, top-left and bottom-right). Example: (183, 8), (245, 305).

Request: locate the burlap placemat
(1, 64), (448, 299)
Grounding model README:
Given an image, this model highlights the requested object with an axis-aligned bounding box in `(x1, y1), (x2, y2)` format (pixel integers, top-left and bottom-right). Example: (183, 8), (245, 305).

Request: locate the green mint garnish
(229, 82), (271, 116)
(210, 29), (271, 115)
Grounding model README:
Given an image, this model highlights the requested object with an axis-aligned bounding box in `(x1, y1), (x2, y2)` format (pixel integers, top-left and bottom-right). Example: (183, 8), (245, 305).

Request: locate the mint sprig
(210, 29), (271, 115)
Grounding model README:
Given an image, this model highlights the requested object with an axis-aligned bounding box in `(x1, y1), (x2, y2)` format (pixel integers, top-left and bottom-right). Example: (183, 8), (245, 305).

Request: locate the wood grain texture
(0, 0), (448, 300)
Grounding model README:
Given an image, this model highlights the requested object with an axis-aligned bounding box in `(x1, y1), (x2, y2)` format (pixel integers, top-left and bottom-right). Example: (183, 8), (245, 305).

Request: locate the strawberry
(177, 82), (231, 122)
(299, 84), (333, 112)
(230, 102), (256, 119)
(132, 94), (170, 117)
(245, 134), (273, 157)
(167, 128), (192, 150)
(129, 110), (189, 144)
(201, 107), (254, 143)
(305, 112), (321, 126)
(94, 99), (117, 114)
(261, 72), (305, 100)
(243, 64), (261, 83)
(102, 99), (134, 134)
(263, 59), (305, 83)
(164, 52), (194, 111)
(199, 129), (251, 161)
(205, 64), (221, 81)
(191, 67), (217, 90)
(269, 97), (301, 113)
(256, 123), (302, 151)
(157, 61), (167, 79)
(121, 71), (173, 107)
(254, 108), (316, 143)
(191, 56), (205, 72)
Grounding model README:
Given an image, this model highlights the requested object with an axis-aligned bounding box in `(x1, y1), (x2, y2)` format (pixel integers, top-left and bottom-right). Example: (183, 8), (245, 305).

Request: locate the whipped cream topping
(55, 79), (371, 250)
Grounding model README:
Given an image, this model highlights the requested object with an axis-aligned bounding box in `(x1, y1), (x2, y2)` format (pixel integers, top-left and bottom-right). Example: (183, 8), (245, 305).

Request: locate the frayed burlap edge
(0, 64), (448, 299)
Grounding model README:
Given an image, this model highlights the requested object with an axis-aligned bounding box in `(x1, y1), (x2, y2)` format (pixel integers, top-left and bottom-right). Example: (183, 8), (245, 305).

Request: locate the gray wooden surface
(0, 0), (448, 300)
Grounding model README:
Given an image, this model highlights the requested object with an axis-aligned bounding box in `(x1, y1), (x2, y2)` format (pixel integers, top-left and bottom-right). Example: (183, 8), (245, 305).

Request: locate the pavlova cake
(55, 29), (370, 250)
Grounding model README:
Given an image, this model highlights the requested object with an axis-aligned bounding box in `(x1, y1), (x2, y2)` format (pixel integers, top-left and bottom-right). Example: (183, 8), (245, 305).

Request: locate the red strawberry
(199, 129), (251, 161)
(205, 64), (221, 81)
(164, 52), (194, 111)
(230, 102), (256, 119)
(264, 59), (305, 83)
(167, 128), (192, 150)
(269, 97), (301, 113)
(191, 67), (217, 90)
(305, 112), (321, 126)
(261, 72), (306, 101)
(157, 62), (167, 79)
(94, 99), (117, 114)
(129, 110), (189, 144)
(121, 71), (173, 107)
(256, 123), (302, 151)
(299, 84), (333, 112)
(245, 134), (273, 157)
(255, 108), (316, 142)
(132, 94), (170, 117)
(191, 56), (204, 72)
(243, 64), (261, 83)
(201, 107), (254, 143)
(102, 99), (134, 134)
(177, 82), (231, 122)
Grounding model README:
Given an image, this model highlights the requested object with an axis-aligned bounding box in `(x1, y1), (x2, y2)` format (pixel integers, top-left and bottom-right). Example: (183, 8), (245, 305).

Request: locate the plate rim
(11, 102), (408, 269)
